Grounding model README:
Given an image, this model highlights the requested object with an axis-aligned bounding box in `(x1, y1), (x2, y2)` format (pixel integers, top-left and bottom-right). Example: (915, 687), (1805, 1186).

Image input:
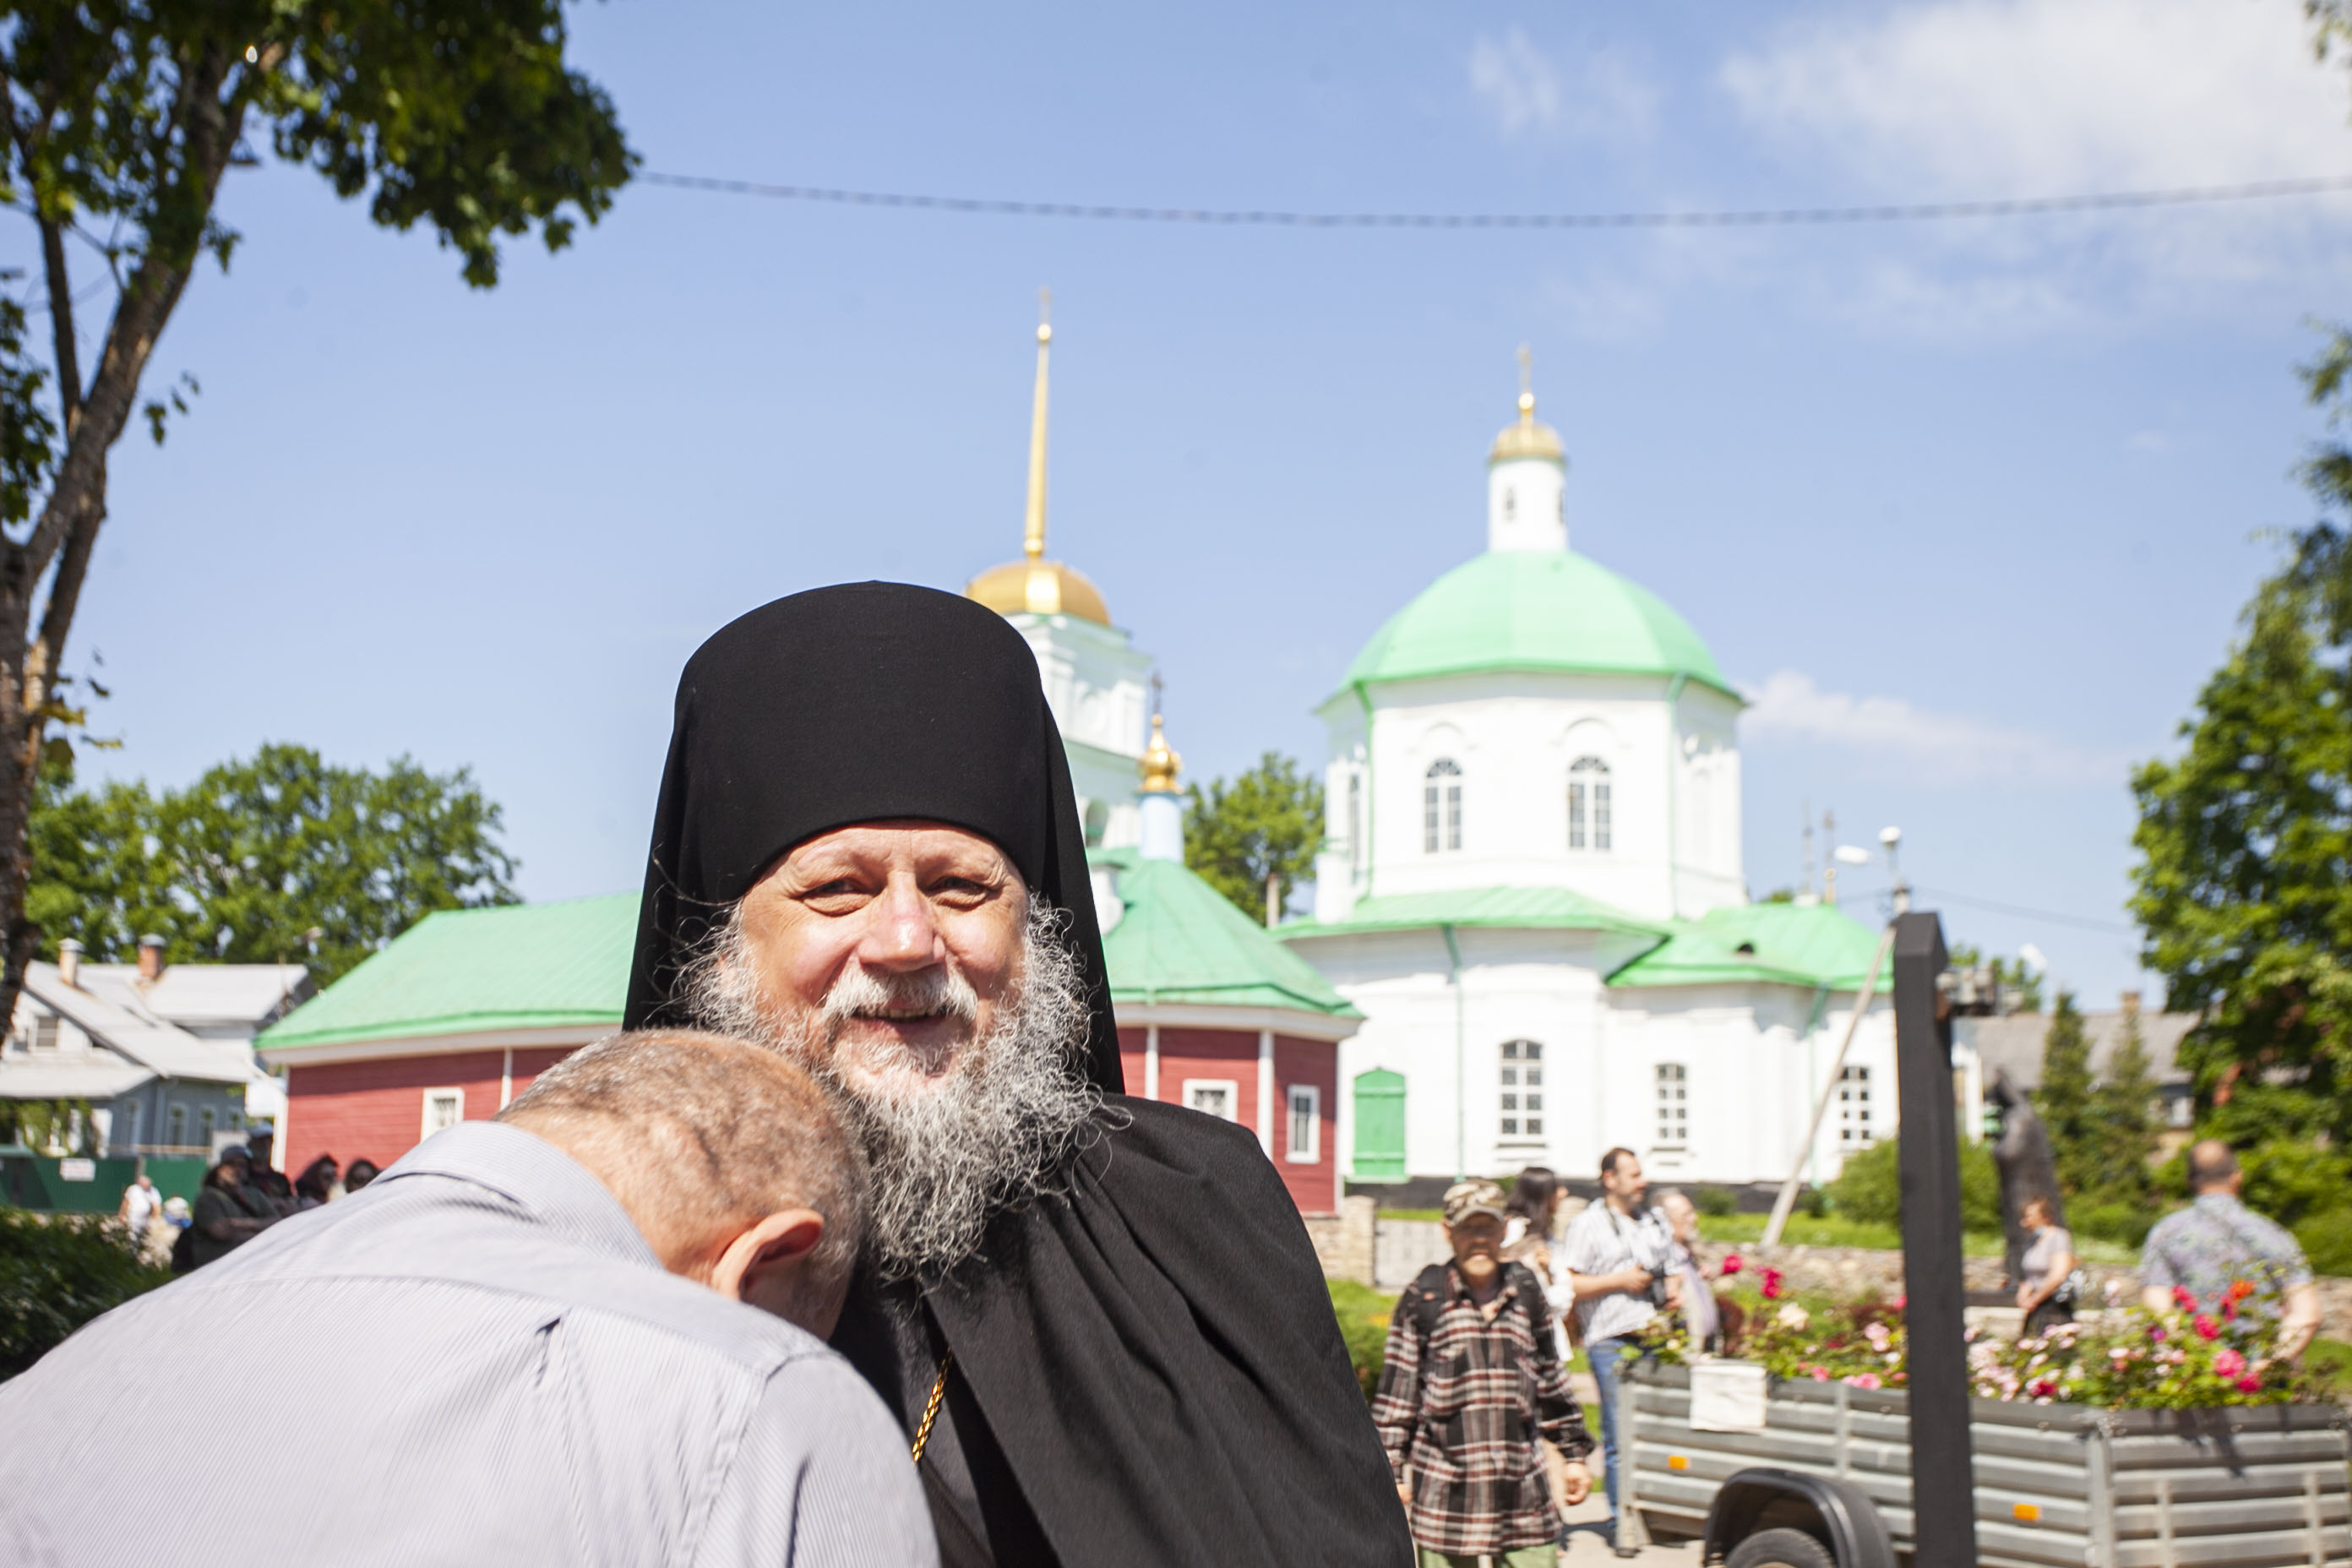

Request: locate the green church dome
(1337, 550), (1734, 699)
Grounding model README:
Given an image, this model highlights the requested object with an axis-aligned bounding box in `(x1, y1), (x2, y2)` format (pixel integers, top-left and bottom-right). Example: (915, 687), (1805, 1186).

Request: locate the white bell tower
(1486, 345), (1567, 553)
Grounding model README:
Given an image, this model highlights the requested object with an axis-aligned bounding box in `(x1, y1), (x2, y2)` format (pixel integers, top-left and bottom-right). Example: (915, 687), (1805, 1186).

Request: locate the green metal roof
(1094, 850), (1358, 1016)
(1275, 884), (1669, 943)
(258, 895), (636, 1050)
(1607, 901), (1891, 992)
(1335, 549), (1734, 700)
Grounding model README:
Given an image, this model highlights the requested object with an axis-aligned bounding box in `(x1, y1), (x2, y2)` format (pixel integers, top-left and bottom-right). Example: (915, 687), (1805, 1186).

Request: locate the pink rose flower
(1808, 1365), (1830, 1381)
(1721, 1253), (1745, 1277)
(1761, 1267), (1784, 1301)
(2028, 1378), (2057, 1398)
(2213, 1348), (2246, 1379)
(2148, 1325), (2166, 1343)
(1843, 1372), (1882, 1391)
(2193, 1315), (2219, 1341)
(2237, 1375), (2262, 1394)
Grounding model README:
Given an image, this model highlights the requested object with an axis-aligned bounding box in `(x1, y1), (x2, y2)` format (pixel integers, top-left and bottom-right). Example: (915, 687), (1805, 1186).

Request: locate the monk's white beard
(680, 901), (1101, 1280)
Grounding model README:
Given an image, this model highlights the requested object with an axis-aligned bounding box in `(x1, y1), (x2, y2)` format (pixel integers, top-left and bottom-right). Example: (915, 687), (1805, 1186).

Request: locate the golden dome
(966, 557), (1113, 626)
(1139, 712), (1182, 793)
(1489, 389), (1565, 466)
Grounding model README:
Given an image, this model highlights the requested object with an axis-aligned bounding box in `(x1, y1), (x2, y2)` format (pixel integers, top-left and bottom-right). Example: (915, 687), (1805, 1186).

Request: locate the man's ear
(710, 1208), (827, 1303)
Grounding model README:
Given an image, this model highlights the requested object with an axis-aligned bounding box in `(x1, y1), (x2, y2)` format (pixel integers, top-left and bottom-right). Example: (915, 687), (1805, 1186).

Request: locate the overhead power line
(1908, 885), (2137, 936)
(640, 170), (2352, 229)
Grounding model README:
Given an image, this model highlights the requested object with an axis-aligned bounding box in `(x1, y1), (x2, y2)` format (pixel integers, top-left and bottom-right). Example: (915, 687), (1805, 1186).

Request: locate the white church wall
(1340, 671), (1691, 923)
(1672, 683), (1745, 917)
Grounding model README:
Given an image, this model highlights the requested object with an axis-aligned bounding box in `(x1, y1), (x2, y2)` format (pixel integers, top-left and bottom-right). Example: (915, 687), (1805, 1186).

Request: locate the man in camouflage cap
(1371, 1179), (1592, 1566)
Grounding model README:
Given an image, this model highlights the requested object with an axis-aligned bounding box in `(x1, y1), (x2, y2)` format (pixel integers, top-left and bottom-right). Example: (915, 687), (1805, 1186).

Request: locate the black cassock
(626, 584), (1411, 1566)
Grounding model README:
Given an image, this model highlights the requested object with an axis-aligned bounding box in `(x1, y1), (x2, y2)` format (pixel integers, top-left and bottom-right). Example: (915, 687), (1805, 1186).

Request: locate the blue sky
(19, 0), (2352, 1007)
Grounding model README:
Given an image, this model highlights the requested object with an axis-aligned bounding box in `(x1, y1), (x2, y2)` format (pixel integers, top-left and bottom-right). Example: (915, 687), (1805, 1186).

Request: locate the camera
(1644, 1271), (1671, 1310)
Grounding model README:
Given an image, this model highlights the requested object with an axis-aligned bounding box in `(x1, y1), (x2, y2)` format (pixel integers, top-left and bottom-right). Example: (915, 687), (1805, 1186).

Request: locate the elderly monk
(627, 583), (1410, 1567)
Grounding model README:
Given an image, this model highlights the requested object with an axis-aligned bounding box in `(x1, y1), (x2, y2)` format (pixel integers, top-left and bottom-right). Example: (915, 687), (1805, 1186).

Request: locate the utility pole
(1800, 798), (1815, 900)
(1821, 808), (1838, 906)
(1265, 871), (1281, 928)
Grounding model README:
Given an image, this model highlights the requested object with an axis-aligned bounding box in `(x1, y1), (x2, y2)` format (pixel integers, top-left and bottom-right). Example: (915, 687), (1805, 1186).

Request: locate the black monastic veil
(626, 584), (1411, 1567)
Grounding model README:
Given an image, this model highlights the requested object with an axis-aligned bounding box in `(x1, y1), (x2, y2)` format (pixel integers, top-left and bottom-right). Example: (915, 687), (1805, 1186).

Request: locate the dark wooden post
(1893, 910), (1976, 1568)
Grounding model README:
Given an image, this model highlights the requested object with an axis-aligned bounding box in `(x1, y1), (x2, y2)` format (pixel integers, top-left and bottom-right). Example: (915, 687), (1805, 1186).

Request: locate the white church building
(966, 313), (1903, 1195)
(1275, 375), (1898, 1192)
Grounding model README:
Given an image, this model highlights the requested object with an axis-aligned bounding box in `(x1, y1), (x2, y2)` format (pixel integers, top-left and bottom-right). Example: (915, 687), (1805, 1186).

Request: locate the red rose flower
(2193, 1315), (2219, 1341)
(1721, 1253), (1744, 1277)
(2236, 1374), (2262, 1394)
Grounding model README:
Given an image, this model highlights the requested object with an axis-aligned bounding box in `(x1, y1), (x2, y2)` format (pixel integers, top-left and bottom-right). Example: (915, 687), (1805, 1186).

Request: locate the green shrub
(2295, 1208), (2352, 1278)
(2070, 1199), (2155, 1249)
(1328, 1279), (1398, 1400)
(1798, 1185), (1828, 1218)
(1826, 1138), (2000, 1233)
(0, 1208), (168, 1380)
(1693, 1185), (1739, 1217)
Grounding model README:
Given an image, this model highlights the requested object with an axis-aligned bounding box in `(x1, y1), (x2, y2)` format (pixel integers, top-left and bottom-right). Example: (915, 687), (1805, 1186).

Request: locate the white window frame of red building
(1285, 1084), (1320, 1162)
(421, 1086), (466, 1139)
(1183, 1079), (1240, 1123)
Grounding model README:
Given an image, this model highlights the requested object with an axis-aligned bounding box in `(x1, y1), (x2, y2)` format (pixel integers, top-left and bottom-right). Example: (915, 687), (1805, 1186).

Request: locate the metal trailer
(1620, 1361), (2352, 1567)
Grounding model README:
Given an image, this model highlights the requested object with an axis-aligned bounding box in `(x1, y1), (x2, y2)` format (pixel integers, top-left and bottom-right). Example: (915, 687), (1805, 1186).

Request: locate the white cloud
(1720, 0), (2352, 194)
(1740, 670), (2132, 787)
(1470, 30), (1656, 145)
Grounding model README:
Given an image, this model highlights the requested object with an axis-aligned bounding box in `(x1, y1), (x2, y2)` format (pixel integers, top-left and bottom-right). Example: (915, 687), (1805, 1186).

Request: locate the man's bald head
(498, 1030), (865, 1331)
(2188, 1139), (2240, 1194)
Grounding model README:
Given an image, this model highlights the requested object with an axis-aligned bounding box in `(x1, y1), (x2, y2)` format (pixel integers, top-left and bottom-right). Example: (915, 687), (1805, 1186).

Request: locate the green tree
(2035, 992), (2099, 1197)
(1184, 753), (1325, 926)
(29, 744), (517, 985)
(2091, 1009), (2159, 1204)
(0, 3), (630, 1029)
(2130, 336), (2352, 1148)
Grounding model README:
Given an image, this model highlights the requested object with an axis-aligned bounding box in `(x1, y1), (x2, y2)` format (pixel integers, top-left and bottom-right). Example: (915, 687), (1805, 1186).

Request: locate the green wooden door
(1352, 1069), (1407, 1182)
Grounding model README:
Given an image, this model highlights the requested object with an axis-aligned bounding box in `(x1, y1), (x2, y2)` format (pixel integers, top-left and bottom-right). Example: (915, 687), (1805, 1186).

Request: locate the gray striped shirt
(0, 1121), (934, 1568)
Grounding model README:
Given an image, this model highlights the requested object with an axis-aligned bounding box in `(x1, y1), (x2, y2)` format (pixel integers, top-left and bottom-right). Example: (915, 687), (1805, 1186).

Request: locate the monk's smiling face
(734, 820), (1029, 1102)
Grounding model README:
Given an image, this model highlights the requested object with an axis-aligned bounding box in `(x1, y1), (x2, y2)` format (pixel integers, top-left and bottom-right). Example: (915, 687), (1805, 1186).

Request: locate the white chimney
(57, 938), (81, 988)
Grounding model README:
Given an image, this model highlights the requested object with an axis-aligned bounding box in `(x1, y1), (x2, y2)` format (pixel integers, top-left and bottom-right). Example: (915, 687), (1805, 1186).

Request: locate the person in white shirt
(1560, 1147), (1672, 1544)
(117, 1173), (159, 1250)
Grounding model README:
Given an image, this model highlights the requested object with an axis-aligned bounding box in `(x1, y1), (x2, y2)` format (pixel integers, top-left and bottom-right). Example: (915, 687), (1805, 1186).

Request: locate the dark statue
(1987, 1068), (2064, 1288)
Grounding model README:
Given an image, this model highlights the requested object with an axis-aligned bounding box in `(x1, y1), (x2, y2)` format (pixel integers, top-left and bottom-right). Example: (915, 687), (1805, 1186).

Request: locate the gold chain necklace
(911, 1349), (954, 1465)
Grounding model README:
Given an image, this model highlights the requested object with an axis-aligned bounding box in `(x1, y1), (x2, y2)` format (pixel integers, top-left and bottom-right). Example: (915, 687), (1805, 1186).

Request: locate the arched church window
(1503, 487), (1517, 521)
(1568, 757), (1611, 852)
(1500, 1039), (1543, 1139)
(1424, 760), (1462, 853)
(1081, 798), (1109, 849)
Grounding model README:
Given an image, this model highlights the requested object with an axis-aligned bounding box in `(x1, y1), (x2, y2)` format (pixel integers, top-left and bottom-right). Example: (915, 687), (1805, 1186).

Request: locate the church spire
(1487, 345), (1568, 553)
(1024, 288), (1051, 563)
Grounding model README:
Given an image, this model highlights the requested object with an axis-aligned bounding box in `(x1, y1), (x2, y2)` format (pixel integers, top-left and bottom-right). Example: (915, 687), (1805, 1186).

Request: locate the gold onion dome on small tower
(1488, 344), (1565, 466)
(1138, 713), (1182, 794)
(965, 292), (1114, 628)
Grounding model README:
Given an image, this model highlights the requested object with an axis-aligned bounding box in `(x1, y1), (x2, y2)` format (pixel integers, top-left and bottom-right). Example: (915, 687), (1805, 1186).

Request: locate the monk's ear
(710, 1209), (826, 1303)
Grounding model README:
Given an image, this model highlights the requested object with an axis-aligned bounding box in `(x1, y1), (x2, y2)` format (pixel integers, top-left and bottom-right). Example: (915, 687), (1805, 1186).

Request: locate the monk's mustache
(821, 964), (981, 1027)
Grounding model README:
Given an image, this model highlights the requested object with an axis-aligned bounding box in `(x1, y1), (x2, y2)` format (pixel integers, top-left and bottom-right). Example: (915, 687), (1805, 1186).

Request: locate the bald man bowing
(629, 583), (1408, 1567)
(0, 1032), (931, 1567)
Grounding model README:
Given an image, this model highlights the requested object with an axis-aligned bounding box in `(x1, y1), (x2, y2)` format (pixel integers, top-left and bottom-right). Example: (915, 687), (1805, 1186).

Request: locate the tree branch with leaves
(0, 1), (630, 1025)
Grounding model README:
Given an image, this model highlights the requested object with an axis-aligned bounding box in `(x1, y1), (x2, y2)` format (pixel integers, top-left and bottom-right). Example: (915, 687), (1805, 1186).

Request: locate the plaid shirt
(1371, 1263), (1592, 1554)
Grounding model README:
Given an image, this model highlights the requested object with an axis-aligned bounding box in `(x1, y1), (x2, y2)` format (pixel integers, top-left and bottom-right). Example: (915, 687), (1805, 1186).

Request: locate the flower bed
(1634, 1253), (2328, 1409)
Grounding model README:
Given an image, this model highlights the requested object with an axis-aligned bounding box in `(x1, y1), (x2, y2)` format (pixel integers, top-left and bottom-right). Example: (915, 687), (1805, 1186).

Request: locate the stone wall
(1302, 1195), (1377, 1285)
(1688, 1240), (2352, 1342)
(1318, 1226), (2352, 1342)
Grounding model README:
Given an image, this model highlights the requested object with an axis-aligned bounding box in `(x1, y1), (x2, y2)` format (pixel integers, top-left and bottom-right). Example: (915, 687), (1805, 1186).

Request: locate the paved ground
(1552, 1373), (1690, 1565)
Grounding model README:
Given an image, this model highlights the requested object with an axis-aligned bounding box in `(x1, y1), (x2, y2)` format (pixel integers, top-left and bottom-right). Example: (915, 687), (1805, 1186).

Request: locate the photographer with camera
(1562, 1147), (1674, 1551)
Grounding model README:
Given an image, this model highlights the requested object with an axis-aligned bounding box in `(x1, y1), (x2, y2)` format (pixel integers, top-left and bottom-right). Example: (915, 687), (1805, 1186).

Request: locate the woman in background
(1505, 1166), (1574, 1357)
(2016, 1195), (2077, 1337)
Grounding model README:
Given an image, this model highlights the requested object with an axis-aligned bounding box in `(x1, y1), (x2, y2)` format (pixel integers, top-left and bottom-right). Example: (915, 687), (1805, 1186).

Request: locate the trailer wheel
(1725, 1527), (1836, 1568)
